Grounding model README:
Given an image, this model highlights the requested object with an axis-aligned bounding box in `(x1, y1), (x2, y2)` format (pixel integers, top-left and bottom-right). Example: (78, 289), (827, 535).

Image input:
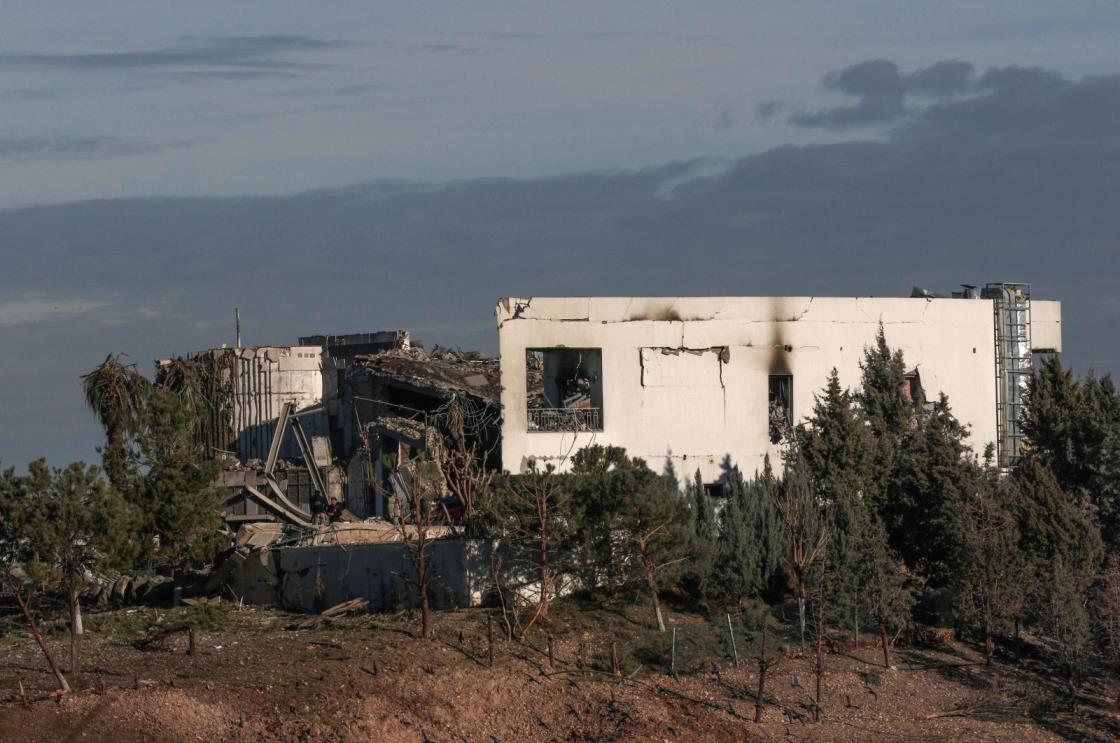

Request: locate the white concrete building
(496, 289), (1061, 486)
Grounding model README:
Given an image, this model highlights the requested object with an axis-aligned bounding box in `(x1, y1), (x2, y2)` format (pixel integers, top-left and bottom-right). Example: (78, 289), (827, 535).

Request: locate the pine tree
(886, 394), (974, 593)
(570, 446), (692, 631)
(855, 325), (919, 524)
(1010, 457), (1103, 625)
(18, 461), (139, 675)
(796, 368), (878, 636)
(134, 387), (226, 600)
(856, 326), (913, 437)
(1021, 356), (1120, 552)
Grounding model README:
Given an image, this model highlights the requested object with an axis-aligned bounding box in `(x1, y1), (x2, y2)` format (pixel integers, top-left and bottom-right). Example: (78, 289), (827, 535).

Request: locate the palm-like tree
(81, 354), (151, 488)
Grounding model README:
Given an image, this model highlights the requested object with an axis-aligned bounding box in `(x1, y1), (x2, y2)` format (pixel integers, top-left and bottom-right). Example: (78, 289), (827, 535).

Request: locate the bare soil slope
(0, 603), (1116, 742)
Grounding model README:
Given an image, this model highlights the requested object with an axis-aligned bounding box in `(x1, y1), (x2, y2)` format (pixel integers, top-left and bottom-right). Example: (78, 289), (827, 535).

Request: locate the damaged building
(170, 283), (1059, 612)
(497, 284), (1061, 487)
(159, 331), (499, 530)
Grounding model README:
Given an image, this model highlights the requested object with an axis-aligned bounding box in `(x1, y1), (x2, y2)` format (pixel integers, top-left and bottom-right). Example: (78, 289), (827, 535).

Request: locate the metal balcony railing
(528, 407), (602, 432)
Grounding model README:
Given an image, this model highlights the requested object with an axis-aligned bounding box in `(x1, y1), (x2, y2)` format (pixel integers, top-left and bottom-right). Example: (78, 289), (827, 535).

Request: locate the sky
(1, 2), (1119, 466)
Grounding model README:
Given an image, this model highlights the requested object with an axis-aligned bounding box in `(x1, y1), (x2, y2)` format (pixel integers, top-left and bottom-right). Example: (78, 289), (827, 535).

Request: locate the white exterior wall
(498, 296), (1060, 485)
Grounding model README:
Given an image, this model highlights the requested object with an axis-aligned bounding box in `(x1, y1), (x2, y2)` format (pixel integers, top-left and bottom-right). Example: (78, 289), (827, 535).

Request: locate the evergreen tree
(959, 472), (1027, 665)
(133, 387), (226, 597)
(1009, 457), (1103, 625)
(683, 469), (716, 598)
(860, 518), (913, 669)
(709, 461), (784, 609)
(886, 394), (974, 594)
(1022, 357), (1120, 552)
(570, 446), (692, 630)
(856, 326), (913, 438)
(855, 325), (920, 526)
(18, 461), (139, 674)
(796, 368), (878, 636)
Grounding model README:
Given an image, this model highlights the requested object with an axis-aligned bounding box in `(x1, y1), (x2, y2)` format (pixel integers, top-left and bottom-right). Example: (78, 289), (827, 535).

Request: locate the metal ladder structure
(984, 283), (1032, 468)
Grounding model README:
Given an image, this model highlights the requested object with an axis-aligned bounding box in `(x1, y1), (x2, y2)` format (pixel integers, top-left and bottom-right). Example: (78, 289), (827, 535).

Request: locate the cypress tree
(796, 369), (877, 634)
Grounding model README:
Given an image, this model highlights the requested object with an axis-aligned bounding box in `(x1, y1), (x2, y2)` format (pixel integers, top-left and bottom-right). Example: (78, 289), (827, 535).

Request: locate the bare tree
(1045, 557), (1093, 701)
(495, 461), (570, 636)
(439, 401), (495, 530)
(861, 521), (913, 669)
(391, 457), (443, 639)
(1095, 555), (1120, 709)
(772, 463), (831, 649)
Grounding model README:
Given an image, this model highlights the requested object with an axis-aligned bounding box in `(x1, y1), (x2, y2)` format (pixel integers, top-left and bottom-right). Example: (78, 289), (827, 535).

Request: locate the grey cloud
(2, 88), (57, 100)
(755, 100), (781, 121)
(0, 35), (345, 72)
(157, 70), (304, 82)
(791, 59), (906, 128)
(2, 60), (1118, 466)
(335, 84), (384, 96)
(824, 59), (904, 97)
(715, 108), (735, 130)
(0, 135), (172, 162)
(790, 58), (979, 129)
(908, 60), (974, 96)
(408, 43), (478, 54)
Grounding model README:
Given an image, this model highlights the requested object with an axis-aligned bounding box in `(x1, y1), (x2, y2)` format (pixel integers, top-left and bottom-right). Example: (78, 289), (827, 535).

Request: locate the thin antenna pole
(235, 307), (241, 348)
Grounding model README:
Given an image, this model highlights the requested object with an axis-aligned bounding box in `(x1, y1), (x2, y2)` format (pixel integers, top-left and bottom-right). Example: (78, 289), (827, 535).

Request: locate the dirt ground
(1, 601), (1117, 742)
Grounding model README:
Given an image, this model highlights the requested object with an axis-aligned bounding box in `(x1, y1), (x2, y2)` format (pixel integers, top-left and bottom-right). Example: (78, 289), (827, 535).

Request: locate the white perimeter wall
(497, 296), (1057, 485)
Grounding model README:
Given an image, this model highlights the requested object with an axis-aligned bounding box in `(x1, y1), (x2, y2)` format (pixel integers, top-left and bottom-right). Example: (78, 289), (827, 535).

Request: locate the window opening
(526, 348), (604, 431)
(768, 374), (793, 443)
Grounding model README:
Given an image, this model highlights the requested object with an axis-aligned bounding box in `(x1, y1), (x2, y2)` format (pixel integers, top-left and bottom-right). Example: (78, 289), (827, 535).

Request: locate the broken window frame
(768, 374), (793, 444)
(525, 347), (604, 432)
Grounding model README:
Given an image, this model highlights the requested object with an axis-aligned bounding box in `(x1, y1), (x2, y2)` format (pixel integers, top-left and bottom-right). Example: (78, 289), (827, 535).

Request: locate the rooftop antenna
(235, 307), (241, 348)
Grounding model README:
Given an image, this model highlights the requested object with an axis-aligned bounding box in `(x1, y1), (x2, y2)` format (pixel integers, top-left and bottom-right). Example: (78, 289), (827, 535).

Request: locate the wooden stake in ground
(14, 590), (70, 694)
(755, 617), (769, 723)
(69, 585), (82, 676)
(188, 625), (196, 656)
(727, 614), (740, 668)
(670, 627), (677, 679)
(814, 577), (826, 722)
(611, 641), (620, 678)
(487, 613), (495, 668)
(879, 619), (891, 669)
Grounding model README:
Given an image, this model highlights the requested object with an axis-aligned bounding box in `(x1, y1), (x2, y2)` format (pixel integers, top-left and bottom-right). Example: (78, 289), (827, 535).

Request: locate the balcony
(528, 407), (602, 432)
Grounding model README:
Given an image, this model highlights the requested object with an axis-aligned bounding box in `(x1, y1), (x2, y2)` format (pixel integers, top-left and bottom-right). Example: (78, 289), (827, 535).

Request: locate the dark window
(768, 374), (793, 443)
(526, 348), (604, 431)
(703, 483), (725, 500)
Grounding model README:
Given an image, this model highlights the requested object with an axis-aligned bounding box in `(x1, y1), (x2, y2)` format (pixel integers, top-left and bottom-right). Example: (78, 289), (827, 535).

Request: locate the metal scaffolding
(983, 283), (1032, 468)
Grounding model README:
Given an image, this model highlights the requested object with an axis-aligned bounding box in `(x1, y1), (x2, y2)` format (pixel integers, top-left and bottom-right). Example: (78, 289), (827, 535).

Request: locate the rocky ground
(0, 599), (1117, 742)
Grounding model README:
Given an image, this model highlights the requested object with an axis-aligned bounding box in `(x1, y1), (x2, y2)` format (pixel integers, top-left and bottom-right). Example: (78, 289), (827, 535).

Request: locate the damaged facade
(497, 286), (1061, 485)
(160, 331), (499, 532)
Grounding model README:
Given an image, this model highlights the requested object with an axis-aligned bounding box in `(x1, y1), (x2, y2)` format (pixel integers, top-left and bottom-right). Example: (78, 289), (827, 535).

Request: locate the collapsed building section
(160, 331), (500, 532)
